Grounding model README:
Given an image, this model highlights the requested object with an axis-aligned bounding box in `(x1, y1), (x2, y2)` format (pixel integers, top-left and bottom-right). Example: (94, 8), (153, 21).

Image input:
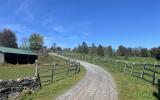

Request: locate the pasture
(0, 54), (86, 100)
(63, 53), (159, 100)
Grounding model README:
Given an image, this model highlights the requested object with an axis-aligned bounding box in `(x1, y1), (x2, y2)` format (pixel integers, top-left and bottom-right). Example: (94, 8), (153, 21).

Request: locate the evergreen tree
(97, 45), (104, 56)
(89, 43), (97, 56)
(81, 42), (89, 54)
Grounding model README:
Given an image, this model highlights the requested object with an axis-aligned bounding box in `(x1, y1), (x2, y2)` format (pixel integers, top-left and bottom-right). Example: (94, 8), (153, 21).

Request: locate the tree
(0, 29), (18, 48)
(77, 44), (82, 53)
(77, 42), (89, 54)
(125, 48), (132, 57)
(29, 33), (43, 51)
(81, 42), (89, 54)
(150, 47), (160, 57)
(72, 47), (78, 52)
(21, 37), (28, 49)
(51, 43), (57, 52)
(108, 46), (113, 58)
(117, 45), (126, 56)
(97, 45), (104, 56)
(104, 46), (113, 58)
(141, 48), (148, 57)
(89, 43), (97, 56)
(64, 48), (71, 52)
(57, 47), (62, 51)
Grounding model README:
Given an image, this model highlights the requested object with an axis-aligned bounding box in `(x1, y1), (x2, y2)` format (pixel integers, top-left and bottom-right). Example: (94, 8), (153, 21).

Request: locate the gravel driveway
(52, 53), (118, 100)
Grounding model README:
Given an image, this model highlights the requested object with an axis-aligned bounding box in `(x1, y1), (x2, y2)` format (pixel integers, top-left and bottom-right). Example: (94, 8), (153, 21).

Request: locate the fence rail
(34, 59), (80, 87)
(62, 53), (160, 85)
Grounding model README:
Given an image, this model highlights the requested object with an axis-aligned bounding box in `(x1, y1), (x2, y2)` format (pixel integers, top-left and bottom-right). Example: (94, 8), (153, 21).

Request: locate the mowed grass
(113, 56), (160, 64)
(0, 54), (72, 80)
(20, 54), (86, 100)
(0, 64), (35, 80)
(38, 54), (79, 85)
(0, 54), (86, 100)
(64, 53), (158, 100)
(99, 63), (157, 100)
(109, 69), (156, 100)
(20, 66), (85, 100)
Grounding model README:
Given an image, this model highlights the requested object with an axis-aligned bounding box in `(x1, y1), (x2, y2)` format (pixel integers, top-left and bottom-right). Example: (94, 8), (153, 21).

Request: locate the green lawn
(20, 66), (85, 100)
(0, 64), (35, 80)
(0, 54), (86, 100)
(64, 53), (158, 100)
(0, 54), (74, 80)
(110, 69), (156, 100)
(96, 62), (157, 100)
(113, 56), (160, 64)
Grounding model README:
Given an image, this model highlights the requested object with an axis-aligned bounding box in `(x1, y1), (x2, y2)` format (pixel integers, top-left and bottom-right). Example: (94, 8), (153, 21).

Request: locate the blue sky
(0, 0), (160, 49)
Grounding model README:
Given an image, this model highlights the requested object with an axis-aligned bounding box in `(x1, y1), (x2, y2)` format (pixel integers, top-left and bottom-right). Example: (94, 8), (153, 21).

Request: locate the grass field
(113, 56), (160, 64)
(20, 65), (85, 100)
(0, 54), (75, 80)
(91, 59), (157, 100)
(0, 54), (86, 100)
(0, 64), (34, 80)
(64, 53), (159, 100)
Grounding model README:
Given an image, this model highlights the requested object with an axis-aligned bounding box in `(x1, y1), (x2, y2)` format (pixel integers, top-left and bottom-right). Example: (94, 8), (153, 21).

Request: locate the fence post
(153, 62), (157, 84)
(124, 63), (127, 72)
(35, 60), (39, 78)
(75, 62), (78, 74)
(77, 62), (80, 73)
(131, 62), (135, 76)
(52, 62), (56, 82)
(141, 62), (147, 79)
(35, 60), (41, 87)
(68, 59), (71, 76)
(116, 61), (118, 68)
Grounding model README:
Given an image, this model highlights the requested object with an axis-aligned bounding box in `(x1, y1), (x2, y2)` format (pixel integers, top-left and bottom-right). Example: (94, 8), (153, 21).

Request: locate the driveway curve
(52, 53), (118, 100)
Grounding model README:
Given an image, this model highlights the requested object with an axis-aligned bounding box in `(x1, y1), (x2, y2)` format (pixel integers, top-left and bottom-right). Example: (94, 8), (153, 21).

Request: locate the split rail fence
(62, 53), (160, 85)
(34, 59), (80, 87)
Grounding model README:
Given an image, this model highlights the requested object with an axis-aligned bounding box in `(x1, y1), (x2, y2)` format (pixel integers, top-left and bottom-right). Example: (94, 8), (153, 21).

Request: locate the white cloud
(53, 26), (66, 33)
(44, 37), (56, 40)
(81, 32), (89, 39)
(42, 17), (55, 26)
(68, 36), (79, 40)
(14, 0), (35, 21)
(52, 21), (91, 33)
(0, 23), (33, 34)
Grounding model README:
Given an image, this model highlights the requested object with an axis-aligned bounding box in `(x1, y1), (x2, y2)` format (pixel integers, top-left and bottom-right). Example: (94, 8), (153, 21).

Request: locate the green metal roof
(0, 46), (37, 55)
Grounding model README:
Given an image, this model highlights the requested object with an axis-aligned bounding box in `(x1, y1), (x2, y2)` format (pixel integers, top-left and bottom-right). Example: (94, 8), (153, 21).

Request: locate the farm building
(0, 46), (38, 64)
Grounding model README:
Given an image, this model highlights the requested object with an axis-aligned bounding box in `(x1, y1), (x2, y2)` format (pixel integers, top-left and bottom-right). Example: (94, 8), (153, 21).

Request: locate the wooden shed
(0, 46), (38, 64)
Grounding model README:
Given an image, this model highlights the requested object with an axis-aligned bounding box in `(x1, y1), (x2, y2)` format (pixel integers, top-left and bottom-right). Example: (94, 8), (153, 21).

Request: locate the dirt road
(52, 53), (118, 100)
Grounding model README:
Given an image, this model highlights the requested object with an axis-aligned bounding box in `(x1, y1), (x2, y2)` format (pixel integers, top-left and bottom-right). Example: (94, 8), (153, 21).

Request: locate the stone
(0, 77), (40, 99)
(8, 92), (20, 99)
(17, 78), (21, 82)
(0, 87), (10, 93)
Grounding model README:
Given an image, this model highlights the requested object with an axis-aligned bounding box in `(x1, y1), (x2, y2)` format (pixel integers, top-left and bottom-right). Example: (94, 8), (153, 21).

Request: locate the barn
(0, 46), (38, 64)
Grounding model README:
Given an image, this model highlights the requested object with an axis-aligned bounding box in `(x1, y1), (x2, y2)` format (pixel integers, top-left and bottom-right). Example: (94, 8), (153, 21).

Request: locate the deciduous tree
(29, 33), (43, 51)
(0, 29), (18, 48)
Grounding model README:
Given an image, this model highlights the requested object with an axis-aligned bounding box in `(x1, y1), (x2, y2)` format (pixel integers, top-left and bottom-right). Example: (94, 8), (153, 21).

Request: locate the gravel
(52, 53), (118, 100)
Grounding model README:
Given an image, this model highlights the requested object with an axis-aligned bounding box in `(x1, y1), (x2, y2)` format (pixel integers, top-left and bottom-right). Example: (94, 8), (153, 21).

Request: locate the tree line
(0, 28), (159, 57)
(0, 29), (43, 51)
(72, 42), (160, 58)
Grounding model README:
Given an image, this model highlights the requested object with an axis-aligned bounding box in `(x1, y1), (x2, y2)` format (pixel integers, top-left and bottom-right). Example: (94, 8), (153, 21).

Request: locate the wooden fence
(34, 59), (80, 87)
(62, 53), (160, 85)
